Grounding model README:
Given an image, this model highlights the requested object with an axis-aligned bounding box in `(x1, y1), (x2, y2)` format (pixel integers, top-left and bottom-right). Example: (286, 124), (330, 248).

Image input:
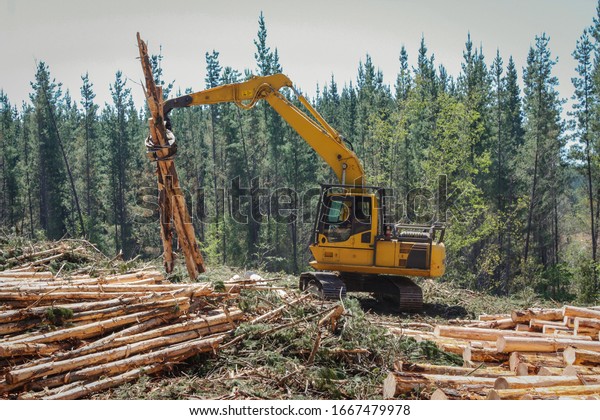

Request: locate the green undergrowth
(45, 307), (74, 326)
(420, 278), (557, 319)
(105, 296), (461, 400)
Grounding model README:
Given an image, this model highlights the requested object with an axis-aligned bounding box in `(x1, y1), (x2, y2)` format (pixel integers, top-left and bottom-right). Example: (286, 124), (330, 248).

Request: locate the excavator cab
(302, 184), (446, 311)
(319, 193), (375, 245)
(310, 184), (384, 262)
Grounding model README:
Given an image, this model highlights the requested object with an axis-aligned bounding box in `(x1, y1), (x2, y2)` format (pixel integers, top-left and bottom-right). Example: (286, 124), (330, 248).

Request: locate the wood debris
(0, 252), (310, 399)
(0, 268), (244, 399)
(384, 305), (600, 400)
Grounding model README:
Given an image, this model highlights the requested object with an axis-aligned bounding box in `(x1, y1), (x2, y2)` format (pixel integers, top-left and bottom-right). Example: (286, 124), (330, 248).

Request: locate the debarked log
(383, 372), (497, 399)
(0, 342), (62, 358)
(563, 347), (600, 366)
(508, 351), (565, 372)
(14, 309), (243, 370)
(398, 362), (512, 378)
(26, 334), (226, 398)
(434, 325), (546, 342)
(462, 345), (509, 364)
(563, 305), (600, 320)
(2, 301), (190, 345)
(497, 336), (600, 353)
(494, 375), (600, 390)
(5, 316), (236, 386)
(488, 384), (600, 400)
(511, 308), (564, 324)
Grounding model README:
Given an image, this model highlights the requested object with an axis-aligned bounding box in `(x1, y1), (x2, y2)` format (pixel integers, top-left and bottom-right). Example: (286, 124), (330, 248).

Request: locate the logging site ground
(4, 237), (600, 401)
(4, 2), (600, 405)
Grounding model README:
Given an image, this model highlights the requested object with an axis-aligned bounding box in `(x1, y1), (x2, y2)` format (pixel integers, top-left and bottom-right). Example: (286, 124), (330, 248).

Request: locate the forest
(1, 9), (600, 305)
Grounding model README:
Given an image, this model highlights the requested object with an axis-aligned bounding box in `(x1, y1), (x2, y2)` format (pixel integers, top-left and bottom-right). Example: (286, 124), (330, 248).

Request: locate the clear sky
(0, 0), (597, 112)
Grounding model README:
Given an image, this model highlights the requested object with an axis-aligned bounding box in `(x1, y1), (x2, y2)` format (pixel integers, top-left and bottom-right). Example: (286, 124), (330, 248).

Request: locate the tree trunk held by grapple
(136, 33), (206, 279)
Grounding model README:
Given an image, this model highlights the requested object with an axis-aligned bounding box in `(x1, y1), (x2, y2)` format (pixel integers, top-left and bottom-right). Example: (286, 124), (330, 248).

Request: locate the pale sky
(0, 0), (597, 113)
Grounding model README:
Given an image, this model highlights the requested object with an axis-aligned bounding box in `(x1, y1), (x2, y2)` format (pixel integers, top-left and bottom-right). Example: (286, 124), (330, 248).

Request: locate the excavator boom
(164, 74), (365, 187)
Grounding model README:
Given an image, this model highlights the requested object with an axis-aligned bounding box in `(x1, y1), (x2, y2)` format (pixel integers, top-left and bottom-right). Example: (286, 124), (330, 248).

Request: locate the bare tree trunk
(236, 108), (259, 258)
(85, 110), (91, 219)
(524, 147), (539, 263)
(209, 108), (220, 262)
(553, 193), (559, 265)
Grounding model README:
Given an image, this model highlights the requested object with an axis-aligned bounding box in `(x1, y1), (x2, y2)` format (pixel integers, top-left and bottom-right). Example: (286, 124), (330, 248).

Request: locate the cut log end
(564, 346), (576, 366)
(516, 362), (533, 376)
(487, 389), (501, 400)
(494, 377), (509, 390)
(430, 389), (448, 400)
(383, 372), (398, 399)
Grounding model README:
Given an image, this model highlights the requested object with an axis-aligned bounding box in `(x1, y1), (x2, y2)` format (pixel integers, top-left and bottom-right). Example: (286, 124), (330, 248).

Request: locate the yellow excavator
(163, 74), (445, 311)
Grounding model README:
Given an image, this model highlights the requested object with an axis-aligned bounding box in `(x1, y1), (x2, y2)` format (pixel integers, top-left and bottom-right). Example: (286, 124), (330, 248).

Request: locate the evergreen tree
(499, 56), (525, 291)
(399, 36), (438, 201)
(0, 92), (20, 229)
(58, 90), (86, 236)
(458, 33), (492, 191)
(254, 12), (273, 77)
(150, 46), (174, 97)
(79, 73), (103, 243)
(572, 28), (599, 299)
(522, 34), (565, 283)
(19, 103), (38, 237)
(105, 71), (135, 256)
(30, 61), (69, 239)
(252, 14), (288, 269)
(204, 50), (225, 263)
(339, 82), (357, 152)
(395, 46), (412, 102)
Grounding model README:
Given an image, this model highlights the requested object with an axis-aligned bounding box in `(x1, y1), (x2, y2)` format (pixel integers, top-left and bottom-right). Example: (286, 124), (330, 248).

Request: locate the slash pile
(0, 235), (310, 401)
(0, 266), (255, 399)
(0, 239), (383, 400)
(384, 306), (600, 400)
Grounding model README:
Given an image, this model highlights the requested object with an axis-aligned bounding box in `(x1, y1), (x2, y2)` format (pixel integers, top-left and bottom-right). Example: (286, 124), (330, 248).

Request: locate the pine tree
(395, 46), (412, 103)
(204, 50), (225, 263)
(58, 90), (86, 236)
(19, 103), (38, 236)
(79, 73), (103, 243)
(522, 34), (565, 278)
(401, 36), (438, 195)
(252, 14), (288, 269)
(150, 46), (174, 97)
(501, 56), (525, 291)
(0, 92), (20, 229)
(30, 61), (69, 239)
(458, 33), (492, 190)
(105, 71), (135, 256)
(254, 12), (272, 76)
(572, 27), (599, 298)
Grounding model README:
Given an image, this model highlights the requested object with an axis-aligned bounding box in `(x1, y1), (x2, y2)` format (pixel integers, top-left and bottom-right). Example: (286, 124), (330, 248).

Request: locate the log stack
(0, 267), (288, 399)
(384, 306), (600, 400)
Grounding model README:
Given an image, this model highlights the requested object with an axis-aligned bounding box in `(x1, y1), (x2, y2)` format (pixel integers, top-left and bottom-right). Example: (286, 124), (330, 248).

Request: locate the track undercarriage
(299, 271), (423, 312)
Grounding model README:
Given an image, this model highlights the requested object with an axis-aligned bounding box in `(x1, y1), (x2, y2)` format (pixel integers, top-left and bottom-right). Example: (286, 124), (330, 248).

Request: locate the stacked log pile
(0, 266), (288, 399)
(384, 306), (600, 400)
(0, 239), (108, 274)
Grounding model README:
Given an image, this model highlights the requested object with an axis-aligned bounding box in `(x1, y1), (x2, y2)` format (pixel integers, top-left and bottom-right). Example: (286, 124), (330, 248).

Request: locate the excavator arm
(163, 74), (365, 187)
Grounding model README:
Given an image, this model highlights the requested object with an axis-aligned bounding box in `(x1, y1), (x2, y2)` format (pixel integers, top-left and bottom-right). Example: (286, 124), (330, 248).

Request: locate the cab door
(311, 192), (380, 268)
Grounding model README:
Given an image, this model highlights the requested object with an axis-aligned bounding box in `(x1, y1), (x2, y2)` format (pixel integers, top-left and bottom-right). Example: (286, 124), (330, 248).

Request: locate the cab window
(319, 195), (373, 243)
(322, 197), (352, 242)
